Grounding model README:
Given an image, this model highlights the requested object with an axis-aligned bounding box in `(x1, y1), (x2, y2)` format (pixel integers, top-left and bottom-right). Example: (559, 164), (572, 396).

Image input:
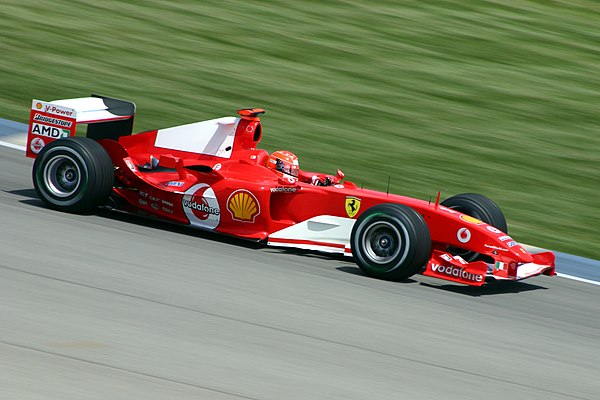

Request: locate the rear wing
(26, 94), (135, 158)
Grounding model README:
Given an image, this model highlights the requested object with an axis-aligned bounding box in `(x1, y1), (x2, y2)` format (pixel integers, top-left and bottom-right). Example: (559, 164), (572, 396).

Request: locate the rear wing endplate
(26, 94), (135, 158)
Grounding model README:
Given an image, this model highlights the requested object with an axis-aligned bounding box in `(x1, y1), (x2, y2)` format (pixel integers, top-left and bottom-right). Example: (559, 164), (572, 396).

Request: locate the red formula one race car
(26, 95), (555, 286)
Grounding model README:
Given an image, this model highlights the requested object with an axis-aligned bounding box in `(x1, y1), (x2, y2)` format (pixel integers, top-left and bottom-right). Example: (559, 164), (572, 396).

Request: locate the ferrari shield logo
(345, 196), (361, 218)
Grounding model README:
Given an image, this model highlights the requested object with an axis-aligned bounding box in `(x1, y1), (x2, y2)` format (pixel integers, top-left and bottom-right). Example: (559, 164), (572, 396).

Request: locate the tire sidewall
(32, 137), (113, 212)
(441, 193), (507, 232)
(34, 145), (91, 207)
(352, 212), (412, 274)
(441, 193), (507, 262)
(351, 204), (431, 280)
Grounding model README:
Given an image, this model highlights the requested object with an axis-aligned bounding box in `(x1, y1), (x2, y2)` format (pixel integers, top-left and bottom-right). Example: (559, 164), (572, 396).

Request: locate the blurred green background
(1, 0), (598, 259)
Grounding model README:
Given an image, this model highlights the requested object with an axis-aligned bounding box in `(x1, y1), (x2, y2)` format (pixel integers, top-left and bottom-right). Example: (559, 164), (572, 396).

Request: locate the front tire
(441, 193), (507, 261)
(32, 137), (114, 213)
(351, 203), (431, 281)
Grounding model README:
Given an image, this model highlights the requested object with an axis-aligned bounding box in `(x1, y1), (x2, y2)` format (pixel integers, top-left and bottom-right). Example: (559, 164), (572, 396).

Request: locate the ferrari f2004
(26, 95), (555, 286)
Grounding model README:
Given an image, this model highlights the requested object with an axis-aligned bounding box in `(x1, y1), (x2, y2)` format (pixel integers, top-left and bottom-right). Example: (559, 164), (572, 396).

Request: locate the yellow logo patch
(227, 190), (260, 222)
(460, 214), (483, 225)
(345, 196), (361, 218)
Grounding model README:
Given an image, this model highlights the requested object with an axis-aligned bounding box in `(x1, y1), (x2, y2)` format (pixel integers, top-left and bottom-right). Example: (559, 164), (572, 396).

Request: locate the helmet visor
(276, 159), (299, 178)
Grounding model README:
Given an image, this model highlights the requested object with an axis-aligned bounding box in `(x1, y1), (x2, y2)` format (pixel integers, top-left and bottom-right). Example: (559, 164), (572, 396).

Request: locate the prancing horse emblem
(345, 196), (361, 218)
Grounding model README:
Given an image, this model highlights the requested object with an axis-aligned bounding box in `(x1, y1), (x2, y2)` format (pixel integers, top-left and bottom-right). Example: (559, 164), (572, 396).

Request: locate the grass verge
(1, 0), (598, 258)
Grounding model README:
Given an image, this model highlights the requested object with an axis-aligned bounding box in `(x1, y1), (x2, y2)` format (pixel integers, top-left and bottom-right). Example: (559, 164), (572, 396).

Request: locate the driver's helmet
(267, 150), (299, 179)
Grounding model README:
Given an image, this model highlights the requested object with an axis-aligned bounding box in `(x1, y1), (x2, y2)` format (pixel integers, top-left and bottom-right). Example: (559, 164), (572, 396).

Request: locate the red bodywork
(26, 98), (555, 286)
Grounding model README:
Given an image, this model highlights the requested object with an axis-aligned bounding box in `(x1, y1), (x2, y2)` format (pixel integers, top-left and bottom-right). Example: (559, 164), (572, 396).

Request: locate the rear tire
(441, 193), (507, 261)
(32, 137), (114, 213)
(351, 203), (431, 281)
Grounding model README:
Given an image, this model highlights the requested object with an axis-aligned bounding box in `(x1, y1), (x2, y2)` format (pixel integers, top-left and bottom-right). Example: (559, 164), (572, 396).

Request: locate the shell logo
(460, 214), (483, 225)
(227, 189), (260, 223)
(35, 102), (43, 110)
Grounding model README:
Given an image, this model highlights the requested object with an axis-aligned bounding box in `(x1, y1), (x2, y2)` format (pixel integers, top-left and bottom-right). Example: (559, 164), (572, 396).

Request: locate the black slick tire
(441, 193), (507, 261)
(351, 203), (431, 281)
(32, 137), (114, 213)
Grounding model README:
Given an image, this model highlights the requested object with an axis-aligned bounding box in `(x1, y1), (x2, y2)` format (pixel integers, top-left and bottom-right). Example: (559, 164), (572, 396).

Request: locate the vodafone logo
(185, 196), (218, 219)
(430, 263), (483, 283)
(457, 228), (471, 243)
(182, 184), (220, 229)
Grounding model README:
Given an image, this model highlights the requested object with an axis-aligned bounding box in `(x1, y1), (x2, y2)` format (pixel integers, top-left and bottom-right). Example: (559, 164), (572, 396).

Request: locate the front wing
(423, 250), (556, 287)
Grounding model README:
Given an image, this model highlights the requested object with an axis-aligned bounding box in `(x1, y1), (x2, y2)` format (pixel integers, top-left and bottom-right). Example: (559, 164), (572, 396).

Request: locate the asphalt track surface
(1, 143), (599, 399)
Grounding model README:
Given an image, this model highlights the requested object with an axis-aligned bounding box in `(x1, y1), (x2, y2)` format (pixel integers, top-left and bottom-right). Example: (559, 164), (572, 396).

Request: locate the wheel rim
(43, 154), (82, 197)
(362, 221), (407, 265)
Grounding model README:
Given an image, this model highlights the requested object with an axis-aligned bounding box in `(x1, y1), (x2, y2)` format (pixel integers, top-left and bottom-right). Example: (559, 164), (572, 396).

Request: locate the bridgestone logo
(183, 200), (220, 215)
(431, 264), (483, 282)
(33, 113), (73, 128)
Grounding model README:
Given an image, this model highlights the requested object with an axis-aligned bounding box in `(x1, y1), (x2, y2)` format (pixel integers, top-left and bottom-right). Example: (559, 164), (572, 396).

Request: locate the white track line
(0, 140), (26, 152)
(0, 138), (598, 287)
(556, 273), (600, 286)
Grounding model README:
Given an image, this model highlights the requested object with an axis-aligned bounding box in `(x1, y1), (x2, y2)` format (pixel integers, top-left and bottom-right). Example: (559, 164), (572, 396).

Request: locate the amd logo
(31, 123), (69, 138)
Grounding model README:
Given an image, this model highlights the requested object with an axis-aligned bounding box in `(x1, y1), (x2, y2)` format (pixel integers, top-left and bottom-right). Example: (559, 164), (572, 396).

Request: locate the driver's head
(267, 150), (299, 179)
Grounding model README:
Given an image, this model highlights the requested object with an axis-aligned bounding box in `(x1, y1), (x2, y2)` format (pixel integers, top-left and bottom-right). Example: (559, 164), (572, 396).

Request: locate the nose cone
(482, 229), (533, 263)
(511, 245), (534, 263)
